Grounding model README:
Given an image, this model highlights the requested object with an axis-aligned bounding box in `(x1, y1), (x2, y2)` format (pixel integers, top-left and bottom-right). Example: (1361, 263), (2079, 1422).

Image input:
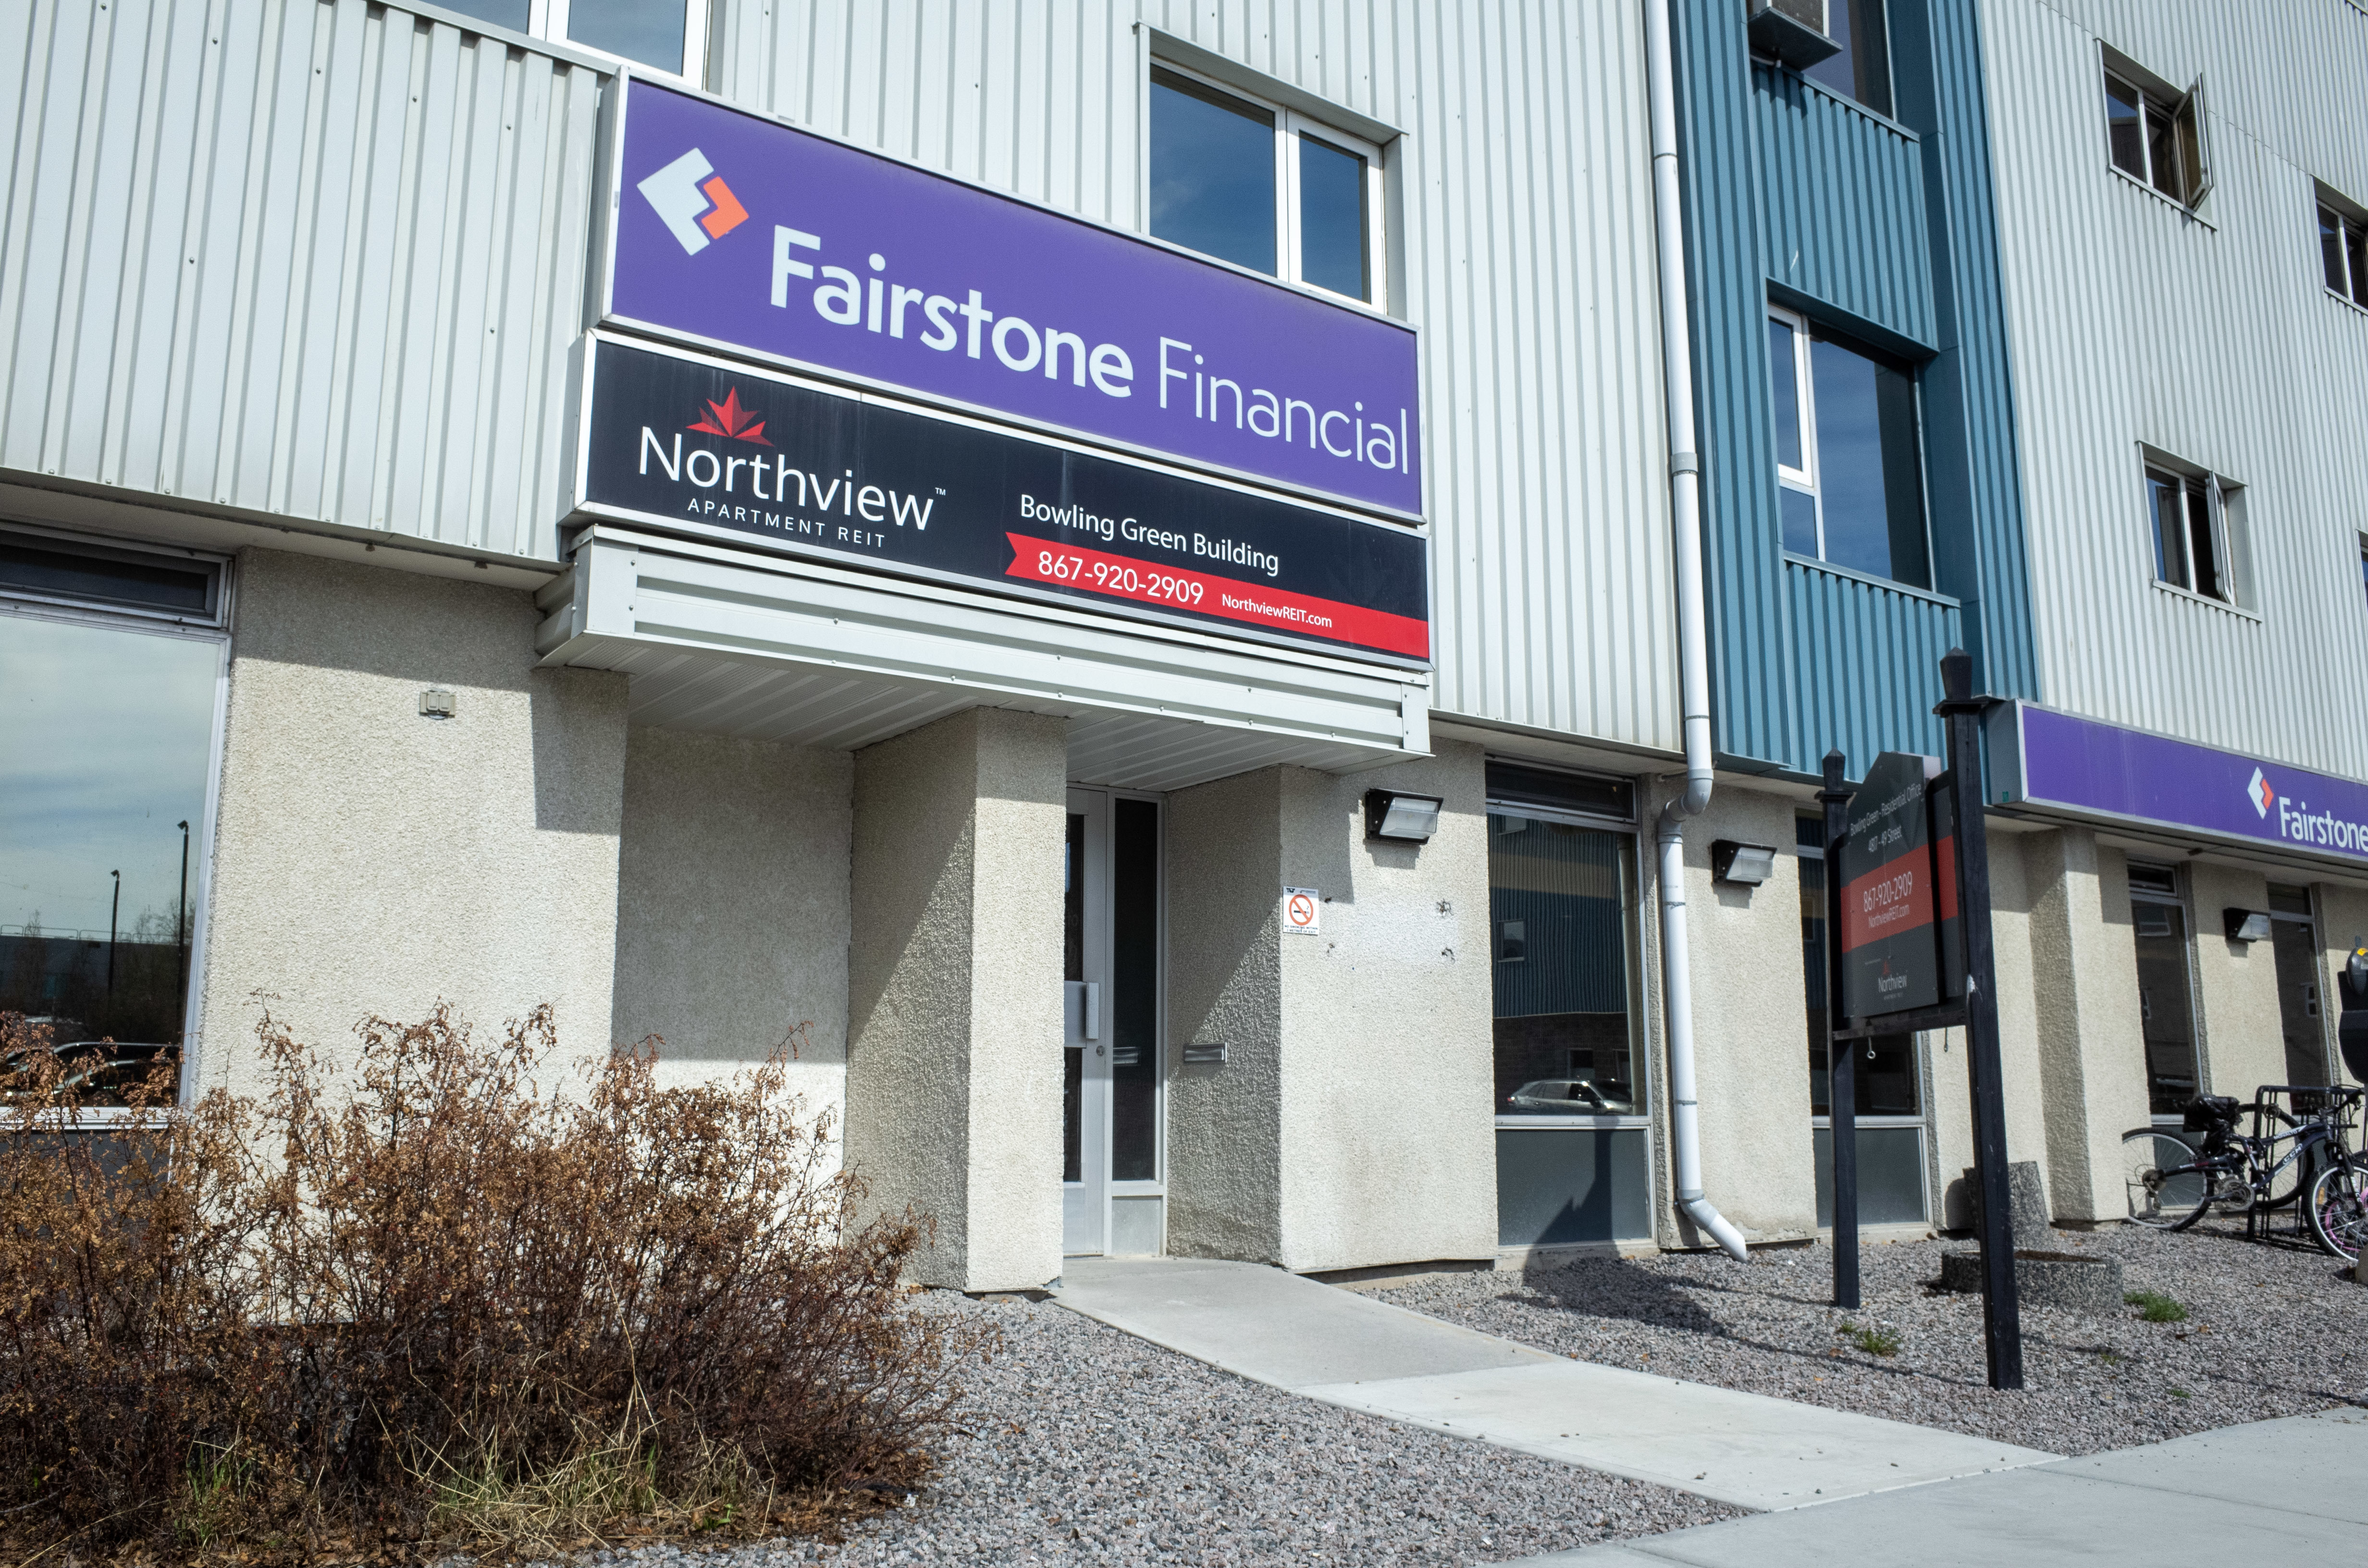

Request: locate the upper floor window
(2320, 196), (2368, 307)
(1768, 306), (1930, 589)
(1148, 66), (1387, 307)
(1801, 0), (1894, 117)
(2358, 532), (2367, 609)
(440, 0), (705, 82)
(2103, 58), (2210, 208)
(2144, 455), (2251, 609)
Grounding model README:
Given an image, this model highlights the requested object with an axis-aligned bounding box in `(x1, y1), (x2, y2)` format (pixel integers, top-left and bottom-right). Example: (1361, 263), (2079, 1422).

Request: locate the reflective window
(1, 610), (220, 1096)
(2103, 64), (2208, 208)
(1802, 0), (1893, 117)
(1109, 798), (1159, 1182)
(434, 0), (703, 82)
(2131, 873), (2200, 1115)
(1768, 308), (1929, 588)
(1150, 70), (1278, 277)
(1489, 810), (1641, 1118)
(2146, 463), (2237, 604)
(1149, 65), (1387, 305)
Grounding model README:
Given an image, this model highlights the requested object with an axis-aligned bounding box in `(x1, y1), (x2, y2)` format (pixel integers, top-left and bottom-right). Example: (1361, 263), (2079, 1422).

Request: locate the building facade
(2, 0), (2362, 1291)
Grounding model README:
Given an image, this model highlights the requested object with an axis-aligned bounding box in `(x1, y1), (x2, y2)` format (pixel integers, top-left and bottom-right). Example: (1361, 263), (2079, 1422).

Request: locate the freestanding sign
(574, 333), (1431, 664)
(1836, 751), (1941, 1020)
(602, 79), (1424, 519)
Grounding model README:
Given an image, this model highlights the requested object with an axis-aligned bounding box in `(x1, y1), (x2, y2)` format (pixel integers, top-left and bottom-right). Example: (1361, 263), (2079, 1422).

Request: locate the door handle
(1084, 981), (1101, 1041)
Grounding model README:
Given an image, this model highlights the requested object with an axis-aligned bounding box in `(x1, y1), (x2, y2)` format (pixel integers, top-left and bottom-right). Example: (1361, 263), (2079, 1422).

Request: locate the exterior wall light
(1364, 789), (1443, 842)
(2223, 908), (2273, 943)
(1711, 839), (1779, 885)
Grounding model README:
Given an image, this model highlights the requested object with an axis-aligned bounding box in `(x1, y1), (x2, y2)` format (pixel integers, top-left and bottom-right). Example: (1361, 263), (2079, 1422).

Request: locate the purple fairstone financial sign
(604, 81), (1423, 517)
(2010, 704), (2368, 865)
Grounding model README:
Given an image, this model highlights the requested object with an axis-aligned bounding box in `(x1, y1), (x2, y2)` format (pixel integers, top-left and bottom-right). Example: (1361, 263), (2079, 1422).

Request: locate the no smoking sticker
(1283, 887), (1321, 935)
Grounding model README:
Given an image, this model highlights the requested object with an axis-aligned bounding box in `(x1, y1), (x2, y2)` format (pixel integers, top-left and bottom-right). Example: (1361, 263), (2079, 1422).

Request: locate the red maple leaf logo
(686, 387), (771, 445)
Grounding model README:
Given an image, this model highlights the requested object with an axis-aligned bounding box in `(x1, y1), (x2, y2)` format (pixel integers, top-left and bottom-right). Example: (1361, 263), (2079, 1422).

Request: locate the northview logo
(685, 388), (770, 445)
(638, 148), (748, 255)
(635, 384), (938, 535)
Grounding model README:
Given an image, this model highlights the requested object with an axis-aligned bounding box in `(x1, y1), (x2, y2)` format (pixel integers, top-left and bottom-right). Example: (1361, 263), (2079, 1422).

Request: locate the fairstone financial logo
(2248, 767), (2274, 819)
(638, 148), (748, 255)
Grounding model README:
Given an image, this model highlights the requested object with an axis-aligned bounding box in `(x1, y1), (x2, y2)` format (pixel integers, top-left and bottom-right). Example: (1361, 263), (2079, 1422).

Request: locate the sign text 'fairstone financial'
(577, 335), (1430, 662)
(606, 81), (1423, 517)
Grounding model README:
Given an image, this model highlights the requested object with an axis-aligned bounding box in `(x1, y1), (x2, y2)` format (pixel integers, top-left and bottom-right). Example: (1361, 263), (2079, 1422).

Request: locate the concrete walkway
(1051, 1256), (2056, 1512)
(1501, 1408), (2368, 1565)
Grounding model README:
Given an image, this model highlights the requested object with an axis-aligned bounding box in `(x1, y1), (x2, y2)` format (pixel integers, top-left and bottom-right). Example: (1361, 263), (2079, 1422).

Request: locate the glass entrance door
(1062, 789), (1165, 1257)
(2269, 884), (2330, 1086)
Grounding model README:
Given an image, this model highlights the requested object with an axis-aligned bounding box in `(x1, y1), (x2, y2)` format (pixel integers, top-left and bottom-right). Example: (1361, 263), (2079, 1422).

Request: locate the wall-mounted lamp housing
(1711, 839), (1780, 885)
(2223, 908), (2273, 943)
(1364, 789), (1443, 842)
(418, 687), (456, 719)
(1747, 0), (1842, 70)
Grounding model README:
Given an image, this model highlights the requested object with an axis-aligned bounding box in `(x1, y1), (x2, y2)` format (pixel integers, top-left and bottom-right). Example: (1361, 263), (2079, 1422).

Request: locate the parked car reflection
(1505, 1078), (1634, 1115)
(0, 1035), (177, 1107)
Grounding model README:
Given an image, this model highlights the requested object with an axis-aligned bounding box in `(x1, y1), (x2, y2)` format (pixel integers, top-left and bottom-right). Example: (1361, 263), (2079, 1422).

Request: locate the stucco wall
(1164, 768), (1286, 1262)
(610, 729), (851, 1143)
(1660, 783), (1819, 1246)
(1274, 742), (1496, 1272)
(2188, 862), (2286, 1102)
(843, 708), (1065, 1292)
(2023, 831), (2152, 1221)
(195, 549), (626, 1091)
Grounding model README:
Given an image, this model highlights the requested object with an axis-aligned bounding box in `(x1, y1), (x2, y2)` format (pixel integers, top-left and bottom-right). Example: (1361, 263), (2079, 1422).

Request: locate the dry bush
(0, 1005), (973, 1561)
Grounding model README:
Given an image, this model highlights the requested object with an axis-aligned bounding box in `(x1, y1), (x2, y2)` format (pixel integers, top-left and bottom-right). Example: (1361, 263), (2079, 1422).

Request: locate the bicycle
(2121, 1086), (2368, 1261)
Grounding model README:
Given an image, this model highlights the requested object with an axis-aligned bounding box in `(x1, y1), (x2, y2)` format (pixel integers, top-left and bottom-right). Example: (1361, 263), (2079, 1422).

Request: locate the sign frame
(590, 73), (1428, 526)
(563, 330), (1433, 672)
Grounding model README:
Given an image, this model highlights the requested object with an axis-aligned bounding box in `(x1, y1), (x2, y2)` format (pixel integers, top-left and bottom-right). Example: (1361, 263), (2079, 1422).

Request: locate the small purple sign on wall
(603, 81), (1423, 518)
(2002, 703), (2368, 865)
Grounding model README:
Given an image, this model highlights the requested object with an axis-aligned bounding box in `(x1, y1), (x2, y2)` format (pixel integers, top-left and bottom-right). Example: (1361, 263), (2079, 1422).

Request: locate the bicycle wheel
(2304, 1155), (2368, 1262)
(2123, 1128), (2211, 1229)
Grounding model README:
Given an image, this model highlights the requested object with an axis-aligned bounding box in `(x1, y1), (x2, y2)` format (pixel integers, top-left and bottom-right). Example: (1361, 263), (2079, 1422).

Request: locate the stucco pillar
(1165, 743), (1495, 1274)
(2022, 828), (2152, 1222)
(843, 707), (1065, 1292)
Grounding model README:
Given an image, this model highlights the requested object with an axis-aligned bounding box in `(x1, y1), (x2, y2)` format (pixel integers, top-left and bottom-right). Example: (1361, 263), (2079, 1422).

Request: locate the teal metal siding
(1675, 0), (2036, 781)
(1754, 67), (1936, 347)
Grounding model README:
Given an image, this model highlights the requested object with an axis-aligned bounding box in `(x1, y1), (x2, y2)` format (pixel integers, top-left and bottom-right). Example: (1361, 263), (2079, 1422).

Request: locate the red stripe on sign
(1934, 833), (1958, 922)
(1005, 533), (1430, 658)
(1840, 849), (1935, 955)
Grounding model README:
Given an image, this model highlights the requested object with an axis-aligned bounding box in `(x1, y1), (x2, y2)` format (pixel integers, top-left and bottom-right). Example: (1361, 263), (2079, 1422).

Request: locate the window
(2144, 457), (2249, 606)
(2319, 199), (2368, 307)
(1802, 0), (1894, 116)
(2359, 533), (2368, 609)
(2103, 60), (2210, 208)
(1768, 306), (1930, 588)
(2129, 863), (2201, 1116)
(438, 0), (706, 81)
(1148, 66), (1387, 306)
(0, 529), (229, 1104)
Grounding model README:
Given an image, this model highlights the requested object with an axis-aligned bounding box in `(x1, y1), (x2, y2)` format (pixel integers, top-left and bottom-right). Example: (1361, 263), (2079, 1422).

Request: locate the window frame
(2319, 190), (2368, 310)
(2128, 862), (2207, 1123)
(2140, 450), (2250, 611)
(0, 524), (234, 1118)
(1766, 303), (1933, 587)
(2101, 53), (2212, 210)
(1146, 59), (1391, 312)
(452, 0), (709, 85)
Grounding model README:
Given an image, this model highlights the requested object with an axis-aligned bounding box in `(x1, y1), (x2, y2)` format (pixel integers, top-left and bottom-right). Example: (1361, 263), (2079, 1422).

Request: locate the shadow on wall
(532, 668), (633, 834)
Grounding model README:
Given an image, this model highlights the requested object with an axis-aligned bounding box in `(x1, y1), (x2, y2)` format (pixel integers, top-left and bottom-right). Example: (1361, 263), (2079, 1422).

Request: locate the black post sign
(1821, 649), (2023, 1389)
(576, 333), (1431, 664)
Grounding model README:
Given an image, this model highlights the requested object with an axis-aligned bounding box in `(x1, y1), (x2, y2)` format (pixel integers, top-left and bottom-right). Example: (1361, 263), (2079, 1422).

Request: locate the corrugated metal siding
(1983, 0), (2368, 781)
(0, 0), (605, 560)
(711, 0), (1680, 755)
(1753, 67), (1936, 346)
(1677, 0), (2035, 779)
(1786, 561), (1955, 767)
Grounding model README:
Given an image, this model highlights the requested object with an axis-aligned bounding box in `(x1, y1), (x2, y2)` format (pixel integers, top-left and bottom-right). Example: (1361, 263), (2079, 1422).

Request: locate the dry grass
(0, 1004), (980, 1563)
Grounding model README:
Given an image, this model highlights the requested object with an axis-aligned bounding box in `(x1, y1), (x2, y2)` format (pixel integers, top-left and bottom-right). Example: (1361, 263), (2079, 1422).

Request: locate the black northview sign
(578, 336), (1431, 662)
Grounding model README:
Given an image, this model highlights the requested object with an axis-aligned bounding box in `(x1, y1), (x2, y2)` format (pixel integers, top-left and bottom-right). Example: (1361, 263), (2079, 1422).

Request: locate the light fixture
(1364, 789), (1443, 842)
(1712, 840), (1779, 885)
(2223, 908), (2272, 943)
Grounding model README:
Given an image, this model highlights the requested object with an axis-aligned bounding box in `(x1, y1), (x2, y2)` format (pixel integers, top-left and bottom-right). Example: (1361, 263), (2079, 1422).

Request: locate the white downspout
(1645, 0), (1748, 1261)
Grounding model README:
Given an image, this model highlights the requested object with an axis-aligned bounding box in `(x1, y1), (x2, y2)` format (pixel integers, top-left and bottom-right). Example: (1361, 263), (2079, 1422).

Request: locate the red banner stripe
(1839, 850), (1936, 955)
(1004, 533), (1430, 658)
(1934, 833), (1958, 923)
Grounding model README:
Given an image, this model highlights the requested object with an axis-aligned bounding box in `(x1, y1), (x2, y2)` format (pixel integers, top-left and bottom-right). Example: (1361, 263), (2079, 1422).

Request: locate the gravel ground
(1385, 1219), (2368, 1456)
(578, 1292), (1738, 1568)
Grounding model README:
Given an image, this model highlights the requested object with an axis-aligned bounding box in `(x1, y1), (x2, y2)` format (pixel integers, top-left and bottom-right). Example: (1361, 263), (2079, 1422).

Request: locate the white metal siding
(1984, 0), (2368, 779)
(0, 0), (605, 560)
(711, 0), (1679, 754)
